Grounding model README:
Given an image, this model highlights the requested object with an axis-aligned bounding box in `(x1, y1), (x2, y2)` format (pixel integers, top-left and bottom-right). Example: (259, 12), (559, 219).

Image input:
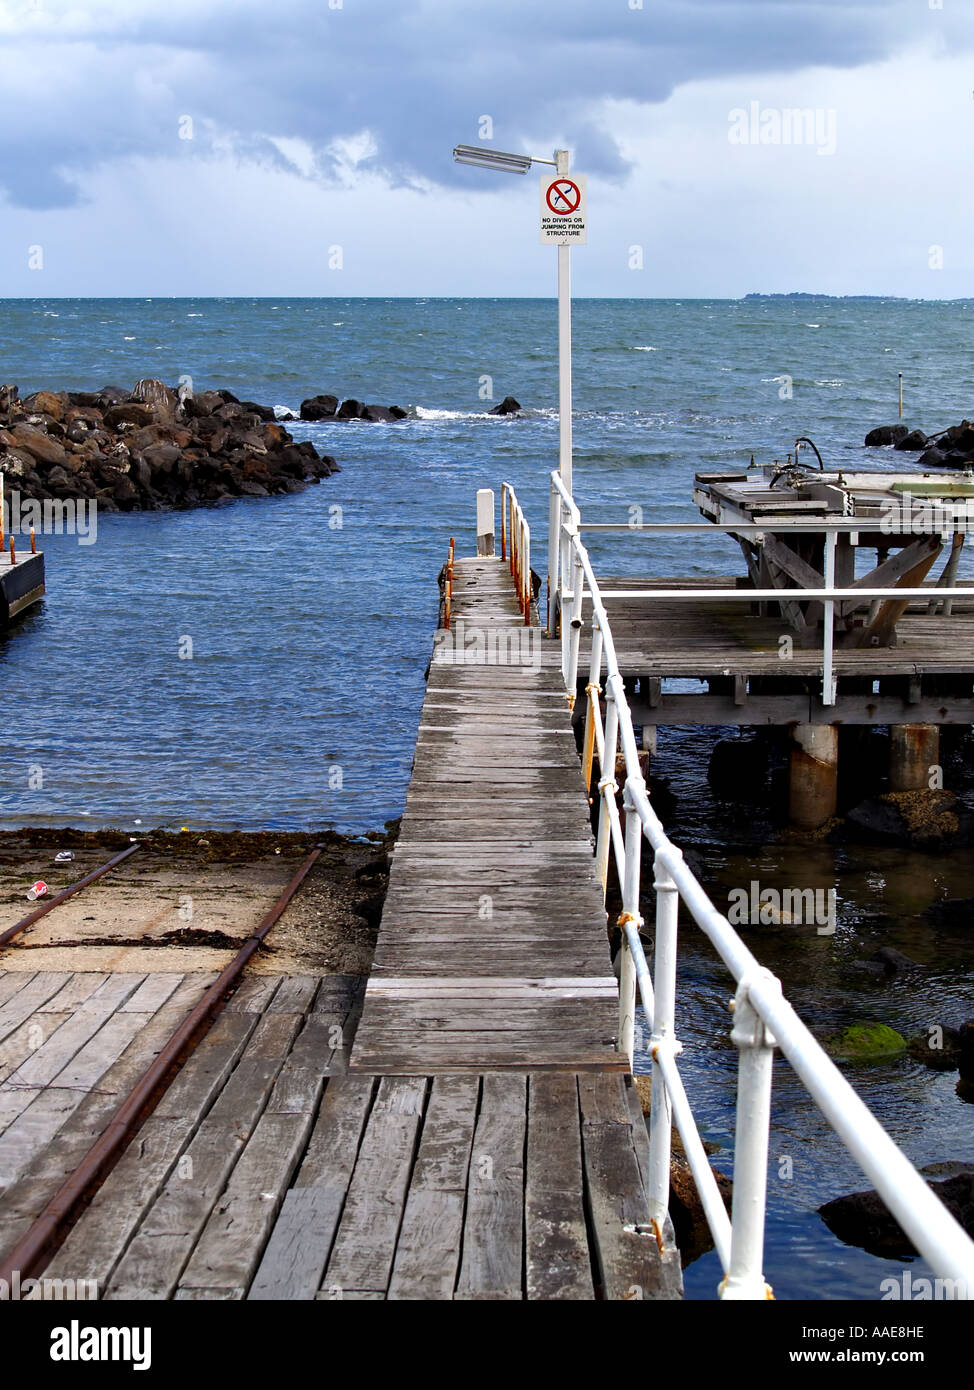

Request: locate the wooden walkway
(351, 556), (623, 1074)
(0, 554), (680, 1300)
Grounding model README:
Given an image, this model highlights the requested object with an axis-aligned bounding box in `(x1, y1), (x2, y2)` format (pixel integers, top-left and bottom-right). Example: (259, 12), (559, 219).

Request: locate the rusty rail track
(0, 842), (143, 949)
(0, 843), (324, 1285)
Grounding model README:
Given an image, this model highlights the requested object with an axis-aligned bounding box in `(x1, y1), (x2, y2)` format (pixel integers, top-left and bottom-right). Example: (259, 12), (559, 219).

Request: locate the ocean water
(1, 295), (973, 1299)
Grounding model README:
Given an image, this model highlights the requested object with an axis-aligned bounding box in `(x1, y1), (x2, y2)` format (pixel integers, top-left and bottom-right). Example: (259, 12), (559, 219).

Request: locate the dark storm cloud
(0, 0), (967, 208)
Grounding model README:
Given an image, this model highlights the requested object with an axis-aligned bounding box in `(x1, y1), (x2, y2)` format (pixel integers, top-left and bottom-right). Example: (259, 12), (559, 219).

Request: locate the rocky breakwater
(865, 418), (974, 470)
(0, 380), (338, 512)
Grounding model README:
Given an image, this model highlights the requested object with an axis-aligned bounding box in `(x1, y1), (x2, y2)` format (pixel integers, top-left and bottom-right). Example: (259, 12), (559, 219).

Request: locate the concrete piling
(788, 725), (839, 829)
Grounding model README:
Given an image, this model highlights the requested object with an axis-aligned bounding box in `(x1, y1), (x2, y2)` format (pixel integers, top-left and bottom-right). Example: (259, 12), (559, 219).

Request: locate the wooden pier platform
(0, 554), (677, 1301)
(0, 547), (44, 623)
(351, 556), (623, 1073)
(586, 578), (974, 726)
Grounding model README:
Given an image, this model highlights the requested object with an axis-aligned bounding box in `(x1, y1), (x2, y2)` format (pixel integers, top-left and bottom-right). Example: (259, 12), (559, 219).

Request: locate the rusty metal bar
(0, 843), (143, 949)
(0, 844), (324, 1286)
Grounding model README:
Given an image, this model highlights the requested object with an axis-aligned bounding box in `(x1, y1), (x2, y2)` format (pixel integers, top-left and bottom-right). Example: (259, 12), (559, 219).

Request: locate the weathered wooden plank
(104, 1011), (302, 1299)
(456, 1073), (526, 1300)
(248, 1075), (377, 1300)
(0, 973), (72, 1045)
(0, 973), (37, 1009)
(526, 1074), (594, 1300)
(578, 1073), (665, 1300)
(177, 1111), (314, 1295)
(387, 1075), (479, 1300)
(47, 1007), (259, 1288)
(323, 1076), (427, 1294)
(6, 974), (145, 1088)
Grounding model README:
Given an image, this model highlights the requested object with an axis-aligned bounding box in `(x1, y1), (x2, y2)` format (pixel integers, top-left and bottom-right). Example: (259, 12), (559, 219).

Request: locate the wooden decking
(584, 578), (974, 725)
(9, 971), (673, 1300)
(351, 556), (623, 1073)
(0, 553), (678, 1301)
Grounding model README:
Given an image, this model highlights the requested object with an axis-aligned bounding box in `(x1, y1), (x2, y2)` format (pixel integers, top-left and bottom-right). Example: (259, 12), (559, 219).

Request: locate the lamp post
(453, 143), (578, 497)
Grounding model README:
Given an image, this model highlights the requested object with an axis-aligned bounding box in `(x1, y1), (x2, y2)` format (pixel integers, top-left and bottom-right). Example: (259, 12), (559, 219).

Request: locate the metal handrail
(548, 469), (974, 1300)
(548, 494), (974, 707)
(501, 481), (532, 625)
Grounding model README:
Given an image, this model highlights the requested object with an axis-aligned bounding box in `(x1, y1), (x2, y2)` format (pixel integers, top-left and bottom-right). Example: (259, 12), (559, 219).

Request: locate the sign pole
(555, 149), (573, 498)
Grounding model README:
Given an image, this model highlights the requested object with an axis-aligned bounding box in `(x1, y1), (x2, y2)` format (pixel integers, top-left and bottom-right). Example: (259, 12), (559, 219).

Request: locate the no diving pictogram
(546, 178), (581, 215)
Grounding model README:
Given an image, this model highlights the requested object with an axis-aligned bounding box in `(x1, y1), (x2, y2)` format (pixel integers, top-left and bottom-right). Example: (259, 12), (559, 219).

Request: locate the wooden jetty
(0, 552), (678, 1301)
(0, 545), (44, 624)
(572, 464), (974, 827)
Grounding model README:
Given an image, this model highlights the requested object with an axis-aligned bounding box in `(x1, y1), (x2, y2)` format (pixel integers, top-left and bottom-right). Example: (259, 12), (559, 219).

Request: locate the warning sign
(540, 173), (587, 244)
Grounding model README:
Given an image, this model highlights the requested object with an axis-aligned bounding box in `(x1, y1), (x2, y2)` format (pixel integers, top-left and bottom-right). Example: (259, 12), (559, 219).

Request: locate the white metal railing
(547, 469), (974, 1300)
(501, 481), (531, 625)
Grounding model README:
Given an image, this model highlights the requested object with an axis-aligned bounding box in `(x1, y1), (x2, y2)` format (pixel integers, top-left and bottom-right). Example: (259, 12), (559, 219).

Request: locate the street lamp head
(452, 144), (533, 175)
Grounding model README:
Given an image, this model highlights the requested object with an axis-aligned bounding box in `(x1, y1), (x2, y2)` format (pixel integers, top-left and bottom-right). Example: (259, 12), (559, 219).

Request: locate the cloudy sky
(1, 0), (972, 297)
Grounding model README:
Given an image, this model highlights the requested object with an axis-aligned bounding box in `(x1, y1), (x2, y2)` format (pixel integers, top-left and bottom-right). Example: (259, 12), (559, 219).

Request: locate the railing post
(522, 518), (531, 624)
(564, 544), (585, 705)
(595, 687), (620, 900)
(719, 970), (780, 1301)
(476, 488), (495, 557)
(581, 626), (604, 797)
(548, 479), (560, 636)
(500, 483), (508, 561)
(647, 845), (681, 1230)
(822, 530), (836, 706)
(617, 782), (643, 1068)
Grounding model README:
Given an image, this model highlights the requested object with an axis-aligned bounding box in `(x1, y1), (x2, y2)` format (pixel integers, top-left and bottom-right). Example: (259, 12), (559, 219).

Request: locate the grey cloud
(1, 0), (969, 209)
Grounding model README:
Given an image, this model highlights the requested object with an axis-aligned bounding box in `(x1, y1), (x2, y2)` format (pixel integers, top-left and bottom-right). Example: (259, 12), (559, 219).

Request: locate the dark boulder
(944, 421), (974, 455)
(0, 384), (19, 412)
(864, 424), (909, 447)
(489, 396), (522, 416)
(93, 386), (128, 408)
(707, 737), (768, 797)
(388, 405), (408, 420)
(182, 391), (225, 419)
(336, 398), (365, 420)
(907, 1024), (964, 1070)
(842, 790), (974, 852)
(9, 424), (69, 469)
(300, 394), (339, 421)
(924, 897), (974, 930)
(22, 389), (67, 422)
(102, 403), (155, 431)
(216, 389), (240, 405)
(240, 400), (276, 423)
(361, 404), (400, 423)
(918, 445), (950, 470)
(143, 443), (182, 475)
(894, 429), (929, 452)
(820, 1171), (974, 1258)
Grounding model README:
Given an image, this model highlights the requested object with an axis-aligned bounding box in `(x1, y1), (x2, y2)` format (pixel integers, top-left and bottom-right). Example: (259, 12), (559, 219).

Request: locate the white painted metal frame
(500, 481), (532, 624)
(547, 469), (974, 1300)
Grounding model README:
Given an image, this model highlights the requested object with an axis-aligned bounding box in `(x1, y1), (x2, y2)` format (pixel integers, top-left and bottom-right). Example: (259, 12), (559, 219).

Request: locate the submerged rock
(864, 424), (909, 447)
(842, 790), (974, 852)
(894, 428), (929, 452)
(489, 395), (522, 416)
(825, 1022), (907, 1062)
(820, 1171), (974, 1258)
